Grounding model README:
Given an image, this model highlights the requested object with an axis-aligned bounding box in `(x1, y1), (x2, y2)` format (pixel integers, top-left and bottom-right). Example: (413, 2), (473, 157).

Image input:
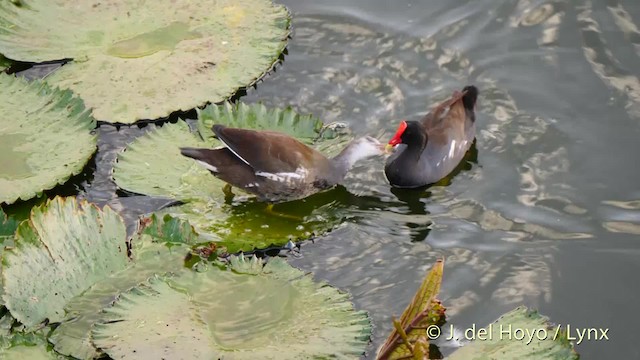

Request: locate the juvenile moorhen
(180, 124), (385, 203)
(384, 85), (478, 188)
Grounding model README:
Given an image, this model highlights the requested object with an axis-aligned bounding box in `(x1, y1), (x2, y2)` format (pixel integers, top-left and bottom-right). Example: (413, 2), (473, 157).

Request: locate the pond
(242, 0), (639, 358)
(16, 0), (639, 358)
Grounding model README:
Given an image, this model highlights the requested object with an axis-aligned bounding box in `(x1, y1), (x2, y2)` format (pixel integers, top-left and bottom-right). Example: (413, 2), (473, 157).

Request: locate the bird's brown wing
(212, 125), (330, 174)
(420, 89), (467, 129)
(421, 90), (470, 147)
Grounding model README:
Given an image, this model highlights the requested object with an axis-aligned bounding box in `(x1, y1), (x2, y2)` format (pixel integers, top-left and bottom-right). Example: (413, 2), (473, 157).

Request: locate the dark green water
(22, 0), (639, 358)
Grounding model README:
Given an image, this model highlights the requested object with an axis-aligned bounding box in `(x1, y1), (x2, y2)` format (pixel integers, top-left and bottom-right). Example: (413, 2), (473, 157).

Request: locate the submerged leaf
(0, 313), (62, 359)
(137, 213), (202, 245)
(0, 208), (20, 247)
(448, 307), (579, 359)
(0, 54), (11, 72)
(377, 259), (446, 360)
(0, 0), (290, 123)
(0, 74), (97, 205)
(93, 256), (371, 359)
(113, 103), (353, 253)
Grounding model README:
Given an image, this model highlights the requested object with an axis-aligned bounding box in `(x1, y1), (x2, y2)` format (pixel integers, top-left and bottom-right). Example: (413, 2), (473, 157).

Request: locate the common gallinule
(180, 124), (385, 203)
(384, 85), (478, 188)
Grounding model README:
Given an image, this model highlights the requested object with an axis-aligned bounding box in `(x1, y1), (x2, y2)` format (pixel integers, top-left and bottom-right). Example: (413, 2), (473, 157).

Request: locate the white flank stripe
(256, 167), (309, 183)
(195, 160), (218, 173)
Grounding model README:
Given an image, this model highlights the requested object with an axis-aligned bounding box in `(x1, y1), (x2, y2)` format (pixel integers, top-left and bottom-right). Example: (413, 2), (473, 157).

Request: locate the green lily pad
(197, 102), (351, 157)
(1, 197), (128, 328)
(49, 214), (197, 359)
(113, 103), (353, 253)
(0, 196), (198, 358)
(0, 0), (290, 123)
(0, 74), (97, 205)
(0, 314), (63, 359)
(448, 307), (579, 360)
(93, 255), (371, 359)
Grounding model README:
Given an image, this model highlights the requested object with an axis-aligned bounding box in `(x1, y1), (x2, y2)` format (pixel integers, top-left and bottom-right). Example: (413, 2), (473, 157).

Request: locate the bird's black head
(387, 120), (427, 149)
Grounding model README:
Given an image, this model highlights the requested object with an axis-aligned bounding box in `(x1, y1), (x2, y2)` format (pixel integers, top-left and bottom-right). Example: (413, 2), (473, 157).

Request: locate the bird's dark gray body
(384, 86), (478, 188)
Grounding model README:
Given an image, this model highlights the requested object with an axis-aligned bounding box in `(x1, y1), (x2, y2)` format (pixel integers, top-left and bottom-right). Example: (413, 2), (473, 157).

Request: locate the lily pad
(197, 102), (351, 156)
(0, 74), (97, 205)
(0, 0), (290, 123)
(113, 103), (353, 253)
(448, 307), (579, 360)
(1, 197), (128, 328)
(0, 196), (198, 358)
(93, 255), (371, 359)
(49, 214), (197, 359)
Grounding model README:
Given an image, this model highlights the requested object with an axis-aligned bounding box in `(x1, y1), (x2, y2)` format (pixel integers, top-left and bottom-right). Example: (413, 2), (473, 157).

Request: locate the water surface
(241, 0), (640, 358)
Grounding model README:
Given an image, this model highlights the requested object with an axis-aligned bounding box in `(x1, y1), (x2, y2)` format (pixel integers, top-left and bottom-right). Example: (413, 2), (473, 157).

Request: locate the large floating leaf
(377, 259), (446, 360)
(1, 197), (128, 328)
(113, 103), (353, 253)
(448, 307), (579, 360)
(197, 102), (351, 157)
(0, 0), (290, 123)
(93, 256), (371, 359)
(0, 74), (97, 205)
(0, 201), (198, 359)
(48, 216), (196, 359)
(1, 197), (198, 358)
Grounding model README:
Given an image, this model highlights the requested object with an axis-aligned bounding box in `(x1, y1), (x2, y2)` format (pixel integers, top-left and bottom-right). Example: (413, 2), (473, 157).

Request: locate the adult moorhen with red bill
(384, 85), (478, 188)
(180, 124), (385, 203)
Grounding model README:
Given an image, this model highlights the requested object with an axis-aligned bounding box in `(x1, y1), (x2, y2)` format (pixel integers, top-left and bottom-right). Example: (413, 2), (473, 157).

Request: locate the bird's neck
(330, 141), (372, 180)
(405, 140), (426, 160)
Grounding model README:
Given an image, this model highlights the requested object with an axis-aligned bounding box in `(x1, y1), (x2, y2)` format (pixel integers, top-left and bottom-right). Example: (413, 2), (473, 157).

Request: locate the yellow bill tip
(384, 144), (394, 153)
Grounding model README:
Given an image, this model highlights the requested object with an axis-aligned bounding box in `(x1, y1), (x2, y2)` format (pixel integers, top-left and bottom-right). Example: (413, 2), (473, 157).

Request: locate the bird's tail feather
(462, 85), (478, 111)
